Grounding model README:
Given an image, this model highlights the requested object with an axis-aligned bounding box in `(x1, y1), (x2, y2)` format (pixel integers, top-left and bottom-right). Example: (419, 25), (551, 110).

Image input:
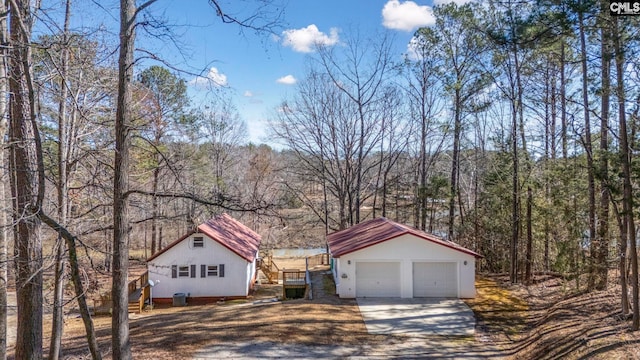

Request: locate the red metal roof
(147, 213), (262, 262)
(327, 217), (481, 258)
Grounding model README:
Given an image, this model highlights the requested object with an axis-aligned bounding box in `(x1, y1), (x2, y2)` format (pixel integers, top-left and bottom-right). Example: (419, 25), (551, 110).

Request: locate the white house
(147, 214), (261, 302)
(328, 217), (481, 299)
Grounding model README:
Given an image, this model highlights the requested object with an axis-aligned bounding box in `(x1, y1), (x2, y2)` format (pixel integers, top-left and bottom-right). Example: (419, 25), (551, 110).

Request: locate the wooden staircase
(128, 271), (150, 314)
(258, 251), (280, 284)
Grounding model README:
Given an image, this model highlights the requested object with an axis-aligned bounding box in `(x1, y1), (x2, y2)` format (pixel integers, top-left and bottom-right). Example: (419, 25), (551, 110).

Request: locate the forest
(1, 0), (640, 359)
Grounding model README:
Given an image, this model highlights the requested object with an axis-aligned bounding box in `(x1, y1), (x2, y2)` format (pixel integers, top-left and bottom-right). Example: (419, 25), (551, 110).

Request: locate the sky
(139, 0), (470, 145)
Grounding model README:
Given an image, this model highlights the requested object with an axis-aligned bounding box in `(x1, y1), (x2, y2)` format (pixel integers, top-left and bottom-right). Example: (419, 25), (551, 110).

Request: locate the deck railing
(282, 269), (307, 299)
(305, 253), (329, 270)
(282, 269), (306, 285)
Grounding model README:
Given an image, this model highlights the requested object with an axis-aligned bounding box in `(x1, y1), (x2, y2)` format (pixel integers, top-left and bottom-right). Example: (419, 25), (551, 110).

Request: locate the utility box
(172, 293), (186, 306)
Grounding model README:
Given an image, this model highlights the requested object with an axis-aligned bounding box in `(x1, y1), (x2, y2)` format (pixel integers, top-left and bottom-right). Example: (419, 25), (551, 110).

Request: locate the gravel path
(192, 338), (497, 359)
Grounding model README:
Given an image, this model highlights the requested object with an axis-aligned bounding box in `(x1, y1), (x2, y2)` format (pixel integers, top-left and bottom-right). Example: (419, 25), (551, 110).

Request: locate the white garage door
(413, 262), (458, 297)
(356, 262), (401, 297)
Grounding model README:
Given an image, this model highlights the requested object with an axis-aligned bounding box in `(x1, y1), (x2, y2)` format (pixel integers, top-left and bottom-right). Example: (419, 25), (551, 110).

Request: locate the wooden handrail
(127, 270), (151, 313)
(128, 270), (149, 294)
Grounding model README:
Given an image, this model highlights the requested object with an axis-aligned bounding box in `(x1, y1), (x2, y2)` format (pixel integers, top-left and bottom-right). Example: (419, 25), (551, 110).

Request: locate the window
(178, 265), (190, 277)
(207, 265), (218, 277)
(199, 264), (225, 277)
(193, 236), (204, 248)
(172, 264), (196, 278)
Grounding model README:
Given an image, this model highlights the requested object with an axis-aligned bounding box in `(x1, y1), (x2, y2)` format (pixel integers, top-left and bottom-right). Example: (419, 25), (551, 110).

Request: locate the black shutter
(219, 264), (225, 278)
(171, 265), (177, 279)
(190, 264), (196, 278)
(201, 264), (206, 278)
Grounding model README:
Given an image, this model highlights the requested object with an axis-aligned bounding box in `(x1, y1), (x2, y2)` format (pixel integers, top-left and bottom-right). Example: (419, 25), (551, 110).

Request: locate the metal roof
(147, 213), (262, 262)
(327, 217), (481, 258)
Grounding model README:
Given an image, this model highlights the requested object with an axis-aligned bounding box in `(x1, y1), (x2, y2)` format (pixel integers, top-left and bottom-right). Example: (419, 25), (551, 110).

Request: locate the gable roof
(147, 213), (262, 262)
(327, 217), (481, 258)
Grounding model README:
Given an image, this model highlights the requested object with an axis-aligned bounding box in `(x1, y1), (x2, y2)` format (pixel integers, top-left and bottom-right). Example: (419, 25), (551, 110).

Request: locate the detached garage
(328, 217), (482, 299)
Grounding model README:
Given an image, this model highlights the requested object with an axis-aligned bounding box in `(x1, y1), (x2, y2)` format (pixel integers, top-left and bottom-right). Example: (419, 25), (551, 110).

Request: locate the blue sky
(144, 0), (469, 144)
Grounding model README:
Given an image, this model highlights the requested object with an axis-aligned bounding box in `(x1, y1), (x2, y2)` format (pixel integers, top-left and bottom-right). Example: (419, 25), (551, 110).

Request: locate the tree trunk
(617, 198), (629, 314)
(596, 5), (611, 291)
(40, 215), (102, 360)
(578, 11), (597, 292)
(544, 58), (551, 272)
(151, 163), (159, 255)
(49, 1), (72, 357)
(0, 1), (8, 358)
(372, 120), (385, 219)
(419, 104), (428, 231)
(355, 105), (364, 224)
(613, 15), (639, 330)
(560, 41), (567, 159)
(8, 0), (44, 358)
(112, 0), (138, 358)
(104, 206), (111, 272)
(0, 128), (7, 360)
(510, 87), (519, 284)
(525, 187), (532, 284)
(448, 88), (461, 241)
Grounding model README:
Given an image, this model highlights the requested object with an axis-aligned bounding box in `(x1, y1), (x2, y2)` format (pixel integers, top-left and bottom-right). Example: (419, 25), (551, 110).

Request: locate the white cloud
(276, 75), (297, 85)
(189, 67), (228, 87)
(243, 90), (264, 104)
(281, 25), (339, 53)
(382, 0), (435, 32)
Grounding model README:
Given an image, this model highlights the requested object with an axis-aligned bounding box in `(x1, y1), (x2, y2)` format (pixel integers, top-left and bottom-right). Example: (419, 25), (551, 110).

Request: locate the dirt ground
(53, 266), (383, 359)
(6, 262), (640, 359)
(467, 273), (640, 360)
(497, 273), (640, 359)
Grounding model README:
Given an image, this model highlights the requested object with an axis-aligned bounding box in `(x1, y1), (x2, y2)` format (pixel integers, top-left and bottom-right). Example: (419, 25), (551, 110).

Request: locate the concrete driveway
(356, 298), (475, 337)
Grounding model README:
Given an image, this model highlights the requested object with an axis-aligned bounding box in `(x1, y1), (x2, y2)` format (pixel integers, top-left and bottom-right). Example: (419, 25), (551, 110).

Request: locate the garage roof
(327, 217), (481, 258)
(147, 213), (262, 262)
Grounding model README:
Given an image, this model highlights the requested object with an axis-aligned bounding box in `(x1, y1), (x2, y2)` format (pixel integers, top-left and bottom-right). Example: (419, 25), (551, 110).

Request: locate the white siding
(148, 234), (255, 298)
(334, 234), (476, 298)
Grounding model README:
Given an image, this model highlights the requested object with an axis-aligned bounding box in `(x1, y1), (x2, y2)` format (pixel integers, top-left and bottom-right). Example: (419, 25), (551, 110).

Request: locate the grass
(322, 273), (336, 294)
(465, 277), (528, 336)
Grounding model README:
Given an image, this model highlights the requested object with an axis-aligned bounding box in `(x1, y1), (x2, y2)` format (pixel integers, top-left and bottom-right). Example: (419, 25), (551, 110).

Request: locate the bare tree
(371, 85), (410, 219)
(403, 31), (446, 231)
(316, 31), (394, 225)
(271, 70), (357, 230)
